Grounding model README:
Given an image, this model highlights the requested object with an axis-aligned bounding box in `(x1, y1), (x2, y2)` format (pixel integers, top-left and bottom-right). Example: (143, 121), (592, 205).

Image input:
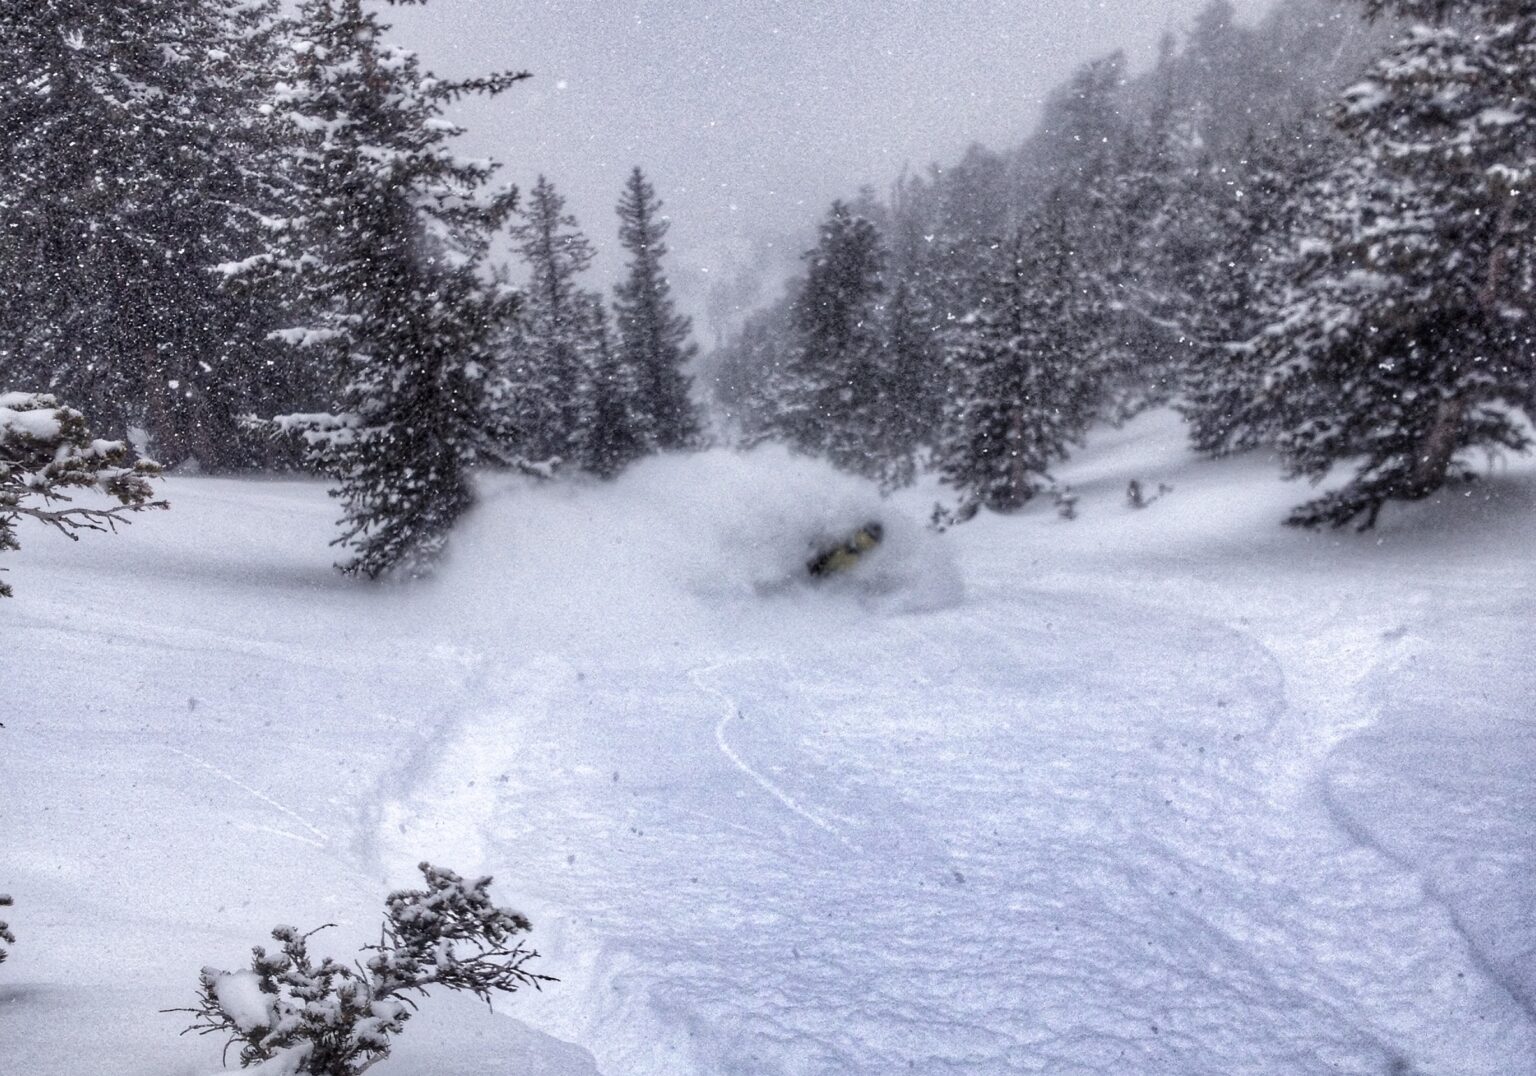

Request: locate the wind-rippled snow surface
(4, 417), (1534, 1075)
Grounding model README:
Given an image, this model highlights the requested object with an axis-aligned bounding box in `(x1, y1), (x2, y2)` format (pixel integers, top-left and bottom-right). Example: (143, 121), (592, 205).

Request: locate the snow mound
(433, 447), (962, 633)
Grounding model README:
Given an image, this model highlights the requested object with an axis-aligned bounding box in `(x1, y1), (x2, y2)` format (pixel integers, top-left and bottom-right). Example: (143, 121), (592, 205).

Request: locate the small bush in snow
(176, 863), (552, 1074)
(0, 392), (165, 597)
(929, 499), (979, 533)
(1052, 486), (1079, 521)
(0, 894), (14, 965)
(1125, 480), (1172, 510)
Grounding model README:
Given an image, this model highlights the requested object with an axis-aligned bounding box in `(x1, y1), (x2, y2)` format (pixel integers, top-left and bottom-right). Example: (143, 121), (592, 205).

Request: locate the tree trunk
(1406, 395), (1466, 498)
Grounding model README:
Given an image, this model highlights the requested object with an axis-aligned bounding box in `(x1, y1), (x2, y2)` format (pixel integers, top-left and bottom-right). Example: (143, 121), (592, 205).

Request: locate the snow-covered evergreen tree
(935, 198), (1096, 517)
(1180, 124), (1336, 456)
(1, 393), (165, 597)
(705, 0), (1394, 485)
(1101, 72), (1203, 417)
(613, 168), (700, 452)
(879, 174), (950, 464)
(774, 202), (909, 484)
(933, 145), (1014, 250)
(258, 0), (527, 577)
(1238, 0), (1536, 528)
(508, 176), (602, 469)
(0, 0), (298, 469)
(876, 279), (940, 487)
(1049, 53), (1179, 424)
(575, 293), (652, 479)
(179, 863), (551, 1076)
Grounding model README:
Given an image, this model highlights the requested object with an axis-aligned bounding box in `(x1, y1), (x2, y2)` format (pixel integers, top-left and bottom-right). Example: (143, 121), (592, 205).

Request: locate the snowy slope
(3, 412), (1534, 1075)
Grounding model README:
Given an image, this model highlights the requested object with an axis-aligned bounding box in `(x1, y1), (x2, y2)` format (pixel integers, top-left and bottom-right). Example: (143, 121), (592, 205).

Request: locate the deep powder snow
(2, 413), (1533, 1075)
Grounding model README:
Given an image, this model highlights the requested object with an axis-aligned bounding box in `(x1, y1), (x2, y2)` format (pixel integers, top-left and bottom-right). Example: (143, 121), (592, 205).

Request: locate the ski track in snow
(689, 658), (862, 852)
(371, 587), (1536, 1074)
(370, 654), (578, 880)
(1318, 775), (1536, 1027)
(1030, 568), (1536, 1063)
(165, 744), (331, 846)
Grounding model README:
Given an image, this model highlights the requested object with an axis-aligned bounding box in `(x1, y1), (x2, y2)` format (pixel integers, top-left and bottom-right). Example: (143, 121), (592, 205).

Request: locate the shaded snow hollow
(2, 416), (1534, 1075)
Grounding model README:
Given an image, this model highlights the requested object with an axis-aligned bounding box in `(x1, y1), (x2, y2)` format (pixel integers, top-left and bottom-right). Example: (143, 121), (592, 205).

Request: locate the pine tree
(1100, 71), (1202, 418)
(1180, 123), (1336, 456)
(1, 393), (165, 597)
(774, 202), (906, 483)
(876, 279), (940, 486)
(1240, 0), (1536, 528)
(1025, 51), (1190, 423)
(933, 145), (1013, 248)
(908, 150), (1015, 360)
(508, 176), (602, 469)
(705, 0), (1396, 488)
(881, 173), (949, 457)
(935, 197), (1096, 517)
(260, 0), (527, 577)
(1063, 54), (1182, 423)
(574, 293), (652, 478)
(613, 168), (699, 452)
(1178, 0), (1252, 152)
(0, 894), (12, 965)
(0, 0), (296, 470)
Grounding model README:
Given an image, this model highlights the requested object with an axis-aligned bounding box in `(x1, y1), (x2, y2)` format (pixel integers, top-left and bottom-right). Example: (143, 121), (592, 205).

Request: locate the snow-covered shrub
(176, 863), (551, 1075)
(1053, 486), (1079, 521)
(1126, 480), (1172, 510)
(0, 392), (165, 597)
(0, 894), (14, 965)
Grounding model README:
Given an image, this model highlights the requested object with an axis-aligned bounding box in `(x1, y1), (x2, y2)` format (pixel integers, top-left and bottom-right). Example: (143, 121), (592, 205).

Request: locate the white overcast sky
(385, 0), (1274, 333)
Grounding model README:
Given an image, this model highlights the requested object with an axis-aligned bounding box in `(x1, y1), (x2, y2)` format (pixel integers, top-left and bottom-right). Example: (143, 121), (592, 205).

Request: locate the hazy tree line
(0, 0), (698, 579)
(713, 0), (1536, 530)
(7, 0), (1535, 591)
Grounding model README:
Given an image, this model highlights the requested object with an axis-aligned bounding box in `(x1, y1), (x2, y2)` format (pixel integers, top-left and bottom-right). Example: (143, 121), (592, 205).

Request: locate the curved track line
(1319, 775), (1536, 1026)
(166, 744), (331, 844)
(688, 660), (860, 852)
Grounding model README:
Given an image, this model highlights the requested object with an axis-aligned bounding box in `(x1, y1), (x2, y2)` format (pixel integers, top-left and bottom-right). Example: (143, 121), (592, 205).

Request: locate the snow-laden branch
(170, 863), (553, 1075)
(0, 393), (167, 597)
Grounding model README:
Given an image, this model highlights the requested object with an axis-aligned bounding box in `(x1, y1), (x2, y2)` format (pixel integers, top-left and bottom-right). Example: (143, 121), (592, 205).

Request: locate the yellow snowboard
(807, 522), (884, 578)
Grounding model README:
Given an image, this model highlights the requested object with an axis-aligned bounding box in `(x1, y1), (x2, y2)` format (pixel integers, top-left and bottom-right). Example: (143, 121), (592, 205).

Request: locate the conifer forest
(2, 2), (1534, 1074)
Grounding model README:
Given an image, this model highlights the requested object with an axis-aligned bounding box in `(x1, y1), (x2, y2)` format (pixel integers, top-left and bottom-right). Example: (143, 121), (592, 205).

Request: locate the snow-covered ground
(3, 411), (1534, 1075)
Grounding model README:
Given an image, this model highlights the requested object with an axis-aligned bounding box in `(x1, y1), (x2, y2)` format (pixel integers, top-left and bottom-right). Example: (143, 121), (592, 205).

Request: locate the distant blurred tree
(614, 168), (701, 453)
(712, 304), (794, 444)
(935, 195), (1096, 518)
(507, 176), (608, 471)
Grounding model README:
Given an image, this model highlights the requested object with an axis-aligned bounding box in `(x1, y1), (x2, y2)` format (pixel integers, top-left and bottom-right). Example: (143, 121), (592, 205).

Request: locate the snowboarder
(807, 521), (884, 579)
